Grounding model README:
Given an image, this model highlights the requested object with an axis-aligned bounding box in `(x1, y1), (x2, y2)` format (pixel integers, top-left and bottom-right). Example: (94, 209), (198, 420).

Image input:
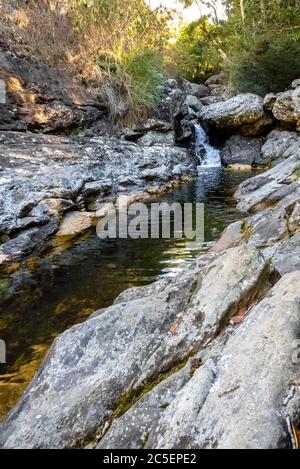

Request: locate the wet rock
(262, 232), (300, 275)
(221, 135), (263, 167)
(200, 94), (273, 136)
(0, 246), (273, 449)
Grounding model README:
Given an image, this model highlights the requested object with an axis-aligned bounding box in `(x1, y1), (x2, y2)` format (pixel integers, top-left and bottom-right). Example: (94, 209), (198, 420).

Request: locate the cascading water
(194, 124), (221, 168)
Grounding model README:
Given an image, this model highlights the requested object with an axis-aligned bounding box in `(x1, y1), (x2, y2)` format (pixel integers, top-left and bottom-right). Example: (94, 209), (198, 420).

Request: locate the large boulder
(0, 246), (273, 448)
(272, 88), (300, 131)
(221, 134), (263, 167)
(98, 272), (300, 450)
(235, 150), (300, 213)
(200, 93), (274, 136)
(260, 130), (300, 164)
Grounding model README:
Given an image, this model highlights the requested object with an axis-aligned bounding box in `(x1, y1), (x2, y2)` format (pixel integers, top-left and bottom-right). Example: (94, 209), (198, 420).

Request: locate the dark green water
(0, 168), (254, 419)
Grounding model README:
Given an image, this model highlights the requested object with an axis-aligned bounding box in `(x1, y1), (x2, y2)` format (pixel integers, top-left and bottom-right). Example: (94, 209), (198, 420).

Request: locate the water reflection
(0, 168), (254, 419)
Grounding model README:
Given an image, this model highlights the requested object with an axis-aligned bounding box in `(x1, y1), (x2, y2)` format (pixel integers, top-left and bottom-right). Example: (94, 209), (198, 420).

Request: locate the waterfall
(194, 124), (221, 168)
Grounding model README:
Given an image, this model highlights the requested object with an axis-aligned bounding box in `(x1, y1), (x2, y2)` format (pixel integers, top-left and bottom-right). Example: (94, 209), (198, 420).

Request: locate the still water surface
(0, 169), (254, 419)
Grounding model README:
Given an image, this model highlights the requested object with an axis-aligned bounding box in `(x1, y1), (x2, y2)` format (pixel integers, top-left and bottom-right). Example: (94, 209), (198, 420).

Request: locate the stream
(0, 167), (254, 420)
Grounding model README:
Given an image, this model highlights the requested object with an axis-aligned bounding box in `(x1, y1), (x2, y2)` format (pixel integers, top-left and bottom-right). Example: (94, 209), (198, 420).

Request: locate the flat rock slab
(99, 272), (300, 450)
(0, 246), (272, 449)
(56, 211), (94, 239)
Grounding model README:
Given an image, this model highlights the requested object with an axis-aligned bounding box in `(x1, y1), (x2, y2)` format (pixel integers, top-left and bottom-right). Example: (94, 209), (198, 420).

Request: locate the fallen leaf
(170, 323), (178, 334)
(231, 306), (248, 325)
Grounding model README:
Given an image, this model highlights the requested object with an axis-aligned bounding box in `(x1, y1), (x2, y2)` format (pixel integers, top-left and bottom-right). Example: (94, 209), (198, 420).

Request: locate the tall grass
(0, 1), (168, 124)
(99, 51), (164, 124)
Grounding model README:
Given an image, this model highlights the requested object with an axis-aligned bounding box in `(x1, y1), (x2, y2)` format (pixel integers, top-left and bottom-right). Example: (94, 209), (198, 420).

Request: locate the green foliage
(224, 0), (300, 93)
(98, 50), (164, 123)
(170, 18), (225, 82)
(228, 33), (300, 95)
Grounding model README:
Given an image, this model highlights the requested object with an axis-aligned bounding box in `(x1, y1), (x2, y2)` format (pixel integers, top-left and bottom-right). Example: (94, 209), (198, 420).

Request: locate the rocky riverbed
(0, 48), (300, 448)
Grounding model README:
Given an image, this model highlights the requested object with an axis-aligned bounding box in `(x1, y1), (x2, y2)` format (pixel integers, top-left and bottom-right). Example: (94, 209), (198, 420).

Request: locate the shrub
(228, 33), (300, 95)
(99, 50), (164, 124)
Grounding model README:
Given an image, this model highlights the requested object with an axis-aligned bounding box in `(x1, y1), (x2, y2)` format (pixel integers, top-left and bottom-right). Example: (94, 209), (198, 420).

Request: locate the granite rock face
(0, 246), (274, 449)
(221, 134), (264, 167)
(199, 94), (274, 136)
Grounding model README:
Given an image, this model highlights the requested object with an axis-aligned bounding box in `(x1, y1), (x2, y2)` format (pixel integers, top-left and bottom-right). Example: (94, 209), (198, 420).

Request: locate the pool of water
(0, 168), (254, 419)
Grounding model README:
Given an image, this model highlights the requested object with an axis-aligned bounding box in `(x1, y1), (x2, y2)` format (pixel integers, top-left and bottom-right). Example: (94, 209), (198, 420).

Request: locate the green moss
(190, 281), (198, 294)
(291, 167), (300, 183)
(241, 219), (253, 241)
(0, 278), (9, 301)
(160, 402), (170, 409)
(113, 352), (195, 418)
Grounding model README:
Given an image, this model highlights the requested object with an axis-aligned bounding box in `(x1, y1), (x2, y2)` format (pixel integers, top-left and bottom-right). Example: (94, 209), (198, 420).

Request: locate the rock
(261, 130), (300, 164)
(123, 119), (174, 141)
(137, 131), (175, 147)
(181, 95), (203, 114)
(262, 232), (300, 275)
(0, 50), (103, 133)
(264, 93), (277, 111)
(0, 246), (273, 449)
(199, 94), (273, 136)
(208, 84), (227, 97)
(288, 201), (300, 233)
(141, 166), (170, 182)
(235, 152), (300, 213)
(211, 220), (244, 252)
(99, 272), (300, 450)
(291, 79), (300, 89)
(221, 135), (263, 167)
(247, 206), (289, 248)
(272, 88), (300, 130)
(56, 211), (94, 239)
(155, 87), (184, 123)
(199, 96), (224, 106)
(0, 131), (196, 264)
(181, 80), (209, 98)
